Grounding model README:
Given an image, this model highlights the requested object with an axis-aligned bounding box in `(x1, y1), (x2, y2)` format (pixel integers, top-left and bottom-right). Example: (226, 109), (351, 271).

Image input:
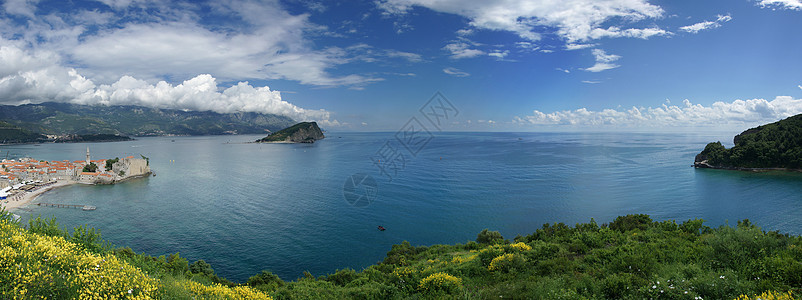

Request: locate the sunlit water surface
(6, 132), (802, 282)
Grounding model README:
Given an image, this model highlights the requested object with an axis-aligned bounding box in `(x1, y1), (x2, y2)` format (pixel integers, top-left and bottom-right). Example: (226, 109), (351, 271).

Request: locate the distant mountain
(256, 122), (324, 143)
(0, 102), (296, 136)
(695, 114), (802, 170)
(0, 121), (46, 143)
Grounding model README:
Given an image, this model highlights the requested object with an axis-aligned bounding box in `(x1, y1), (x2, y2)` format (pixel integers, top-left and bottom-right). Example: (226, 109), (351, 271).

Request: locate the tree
(189, 260), (214, 277)
(476, 229), (504, 244)
(105, 157), (119, 171)
(82, 162), (98, 173)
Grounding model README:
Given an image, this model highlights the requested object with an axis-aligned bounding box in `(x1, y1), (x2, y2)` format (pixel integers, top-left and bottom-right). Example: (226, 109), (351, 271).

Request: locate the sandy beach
(1, 180), (77, 211)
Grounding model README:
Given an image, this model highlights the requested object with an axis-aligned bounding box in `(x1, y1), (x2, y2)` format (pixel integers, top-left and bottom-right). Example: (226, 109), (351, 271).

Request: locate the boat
(377, 226), (386, 231)
(82, 205), (96, 211)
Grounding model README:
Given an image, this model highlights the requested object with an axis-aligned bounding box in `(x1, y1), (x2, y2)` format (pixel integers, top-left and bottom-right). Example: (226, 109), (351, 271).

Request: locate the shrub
(326, 268), (359, 286)
(734, 291), (796, 300)
(609, 214), (652, 233)
(476, 229), (504, 245)
(418, 272), (462, 295)
(248, 270), (284, 292)
(189, 260), (215, 277)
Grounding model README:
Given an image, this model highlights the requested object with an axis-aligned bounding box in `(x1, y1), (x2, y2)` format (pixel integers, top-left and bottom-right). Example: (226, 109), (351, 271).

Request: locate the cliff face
(256, 122), (325, 143)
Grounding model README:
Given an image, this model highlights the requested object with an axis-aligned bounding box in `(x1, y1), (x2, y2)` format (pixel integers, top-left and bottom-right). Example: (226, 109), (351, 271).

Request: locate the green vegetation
(697, 114), (802, 169)
(0, 121), (45, 143)
(256, 122), (324, 143)
(3, 209), (800, 299)
(1, 209), (271, 299)
(258, 214), (800, 299)
(54, 134), (133, 143)
(82, 162), (98, 173)
(0, 102), (295, 137)
(106, 157), (120, 170)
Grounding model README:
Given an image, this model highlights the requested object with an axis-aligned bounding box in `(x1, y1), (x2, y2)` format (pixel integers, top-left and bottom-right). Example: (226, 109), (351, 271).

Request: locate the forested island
(256, 122), (324, 143)
(695, 114), (802, 170)
(1, 211), (798, 299)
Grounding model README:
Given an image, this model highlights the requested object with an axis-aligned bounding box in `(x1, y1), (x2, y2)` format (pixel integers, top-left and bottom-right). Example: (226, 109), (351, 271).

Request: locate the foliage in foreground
(3, 207), (801, 299)
(0, 208), (270, 299)
(269, 214), (801, 299)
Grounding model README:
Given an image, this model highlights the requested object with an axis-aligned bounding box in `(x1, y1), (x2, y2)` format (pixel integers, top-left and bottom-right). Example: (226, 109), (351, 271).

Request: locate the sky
(1, 0), (801, 132)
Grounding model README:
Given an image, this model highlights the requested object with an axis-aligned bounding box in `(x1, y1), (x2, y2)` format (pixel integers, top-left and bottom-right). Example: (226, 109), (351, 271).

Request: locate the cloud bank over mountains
(0, 43), (335, 125)
(514, 97), (802, 129)
(0, 0), (347, 125)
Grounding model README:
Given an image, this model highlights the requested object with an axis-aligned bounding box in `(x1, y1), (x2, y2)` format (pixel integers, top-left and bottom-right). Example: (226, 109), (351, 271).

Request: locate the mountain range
(0, 102), (296, 139)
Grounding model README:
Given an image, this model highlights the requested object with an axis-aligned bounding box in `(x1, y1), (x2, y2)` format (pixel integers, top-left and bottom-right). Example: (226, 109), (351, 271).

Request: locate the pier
(36, 203), (96, 211)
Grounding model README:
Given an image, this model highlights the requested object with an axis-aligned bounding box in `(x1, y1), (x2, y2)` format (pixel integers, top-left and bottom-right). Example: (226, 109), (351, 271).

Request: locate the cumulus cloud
(584, 49), (621, 72)
(0, 44), (335, 124)
(757, 0), (802, 10)
(377, 0), (665, 43)
(3, 0), (39, 17)
(0, 0), (380, 88)
(514, 97), (802, 128)
(443, 67), (470, 77)
(680, 14), (732, 34)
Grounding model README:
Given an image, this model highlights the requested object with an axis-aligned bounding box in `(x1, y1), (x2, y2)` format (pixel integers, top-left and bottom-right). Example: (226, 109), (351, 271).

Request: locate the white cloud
(0, 0), (381, 88)
(0, 44), (336, 124)
(588, 26), (670, 39)
(582, 80), (601, 84)
(565, 43), (597, 50)
(443, 42), (485, 59)
(584, 49), (621, 72)
(487, 50), (509, 60)
(514, 97), (802, 128)
(2, 0), (40, 18)
(680, 14), (732, 34)
(757, 0), (802, 10)
(377, 0), (665, 43)
(384, 49), (423, 63)
(443, 67), (470, 77)
(798, 85), (802, 89)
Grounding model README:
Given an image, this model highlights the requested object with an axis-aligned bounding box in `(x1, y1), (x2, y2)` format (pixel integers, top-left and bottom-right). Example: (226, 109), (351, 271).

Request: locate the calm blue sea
(6, 132), (802, 282)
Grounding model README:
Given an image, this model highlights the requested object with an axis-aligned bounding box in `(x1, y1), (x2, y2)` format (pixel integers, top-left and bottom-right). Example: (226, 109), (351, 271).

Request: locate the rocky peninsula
(255, 121), (325, 143)
(0, 150), (151, 210)
(694, 114), (802, 171)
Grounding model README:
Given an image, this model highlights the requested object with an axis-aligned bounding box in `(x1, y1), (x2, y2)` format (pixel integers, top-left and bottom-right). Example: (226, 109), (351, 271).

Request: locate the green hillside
(0, 121), (46, 143)
(696, 114), (802, 169)
(0, 102), (296, 136)
(2, 209), (799, 299)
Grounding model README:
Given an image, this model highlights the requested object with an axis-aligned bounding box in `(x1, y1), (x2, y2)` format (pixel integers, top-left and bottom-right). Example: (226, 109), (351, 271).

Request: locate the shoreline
(693, 161), (802, 172)
(0, 180), (78, 211)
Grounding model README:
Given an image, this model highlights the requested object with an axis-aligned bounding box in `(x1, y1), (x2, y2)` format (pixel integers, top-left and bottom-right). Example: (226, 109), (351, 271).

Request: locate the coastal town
(0, 147), (151, 209)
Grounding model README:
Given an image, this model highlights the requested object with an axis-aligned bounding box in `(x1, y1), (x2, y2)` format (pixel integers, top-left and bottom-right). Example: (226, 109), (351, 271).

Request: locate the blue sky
(1, 0), (801, 131)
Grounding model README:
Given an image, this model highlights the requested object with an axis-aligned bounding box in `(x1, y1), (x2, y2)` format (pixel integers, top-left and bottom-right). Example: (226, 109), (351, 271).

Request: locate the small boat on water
(377, 226), (386, 231)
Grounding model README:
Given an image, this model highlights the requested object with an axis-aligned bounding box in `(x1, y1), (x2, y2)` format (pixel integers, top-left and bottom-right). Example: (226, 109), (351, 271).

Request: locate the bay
(6, 132), (802, 282)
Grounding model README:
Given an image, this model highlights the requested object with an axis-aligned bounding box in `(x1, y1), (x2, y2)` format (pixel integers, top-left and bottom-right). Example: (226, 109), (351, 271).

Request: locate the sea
(5, 132), (802, 282)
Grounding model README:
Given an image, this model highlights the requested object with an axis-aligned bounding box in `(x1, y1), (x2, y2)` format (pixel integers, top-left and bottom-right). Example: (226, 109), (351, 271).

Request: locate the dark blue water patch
(5, 132), (802, 282)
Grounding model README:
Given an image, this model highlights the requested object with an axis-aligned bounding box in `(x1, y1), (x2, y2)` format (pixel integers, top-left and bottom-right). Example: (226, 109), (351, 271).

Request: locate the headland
(0, 147), (151, 211)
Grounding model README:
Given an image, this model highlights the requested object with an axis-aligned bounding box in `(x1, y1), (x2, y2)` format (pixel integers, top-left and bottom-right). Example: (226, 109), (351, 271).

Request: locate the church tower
(86, 147), (91, 166)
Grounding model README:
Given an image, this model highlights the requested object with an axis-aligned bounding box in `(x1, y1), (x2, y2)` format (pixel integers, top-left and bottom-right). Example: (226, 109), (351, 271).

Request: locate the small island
(255, 121), (325, 143)
(694, 114), (802, 171)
